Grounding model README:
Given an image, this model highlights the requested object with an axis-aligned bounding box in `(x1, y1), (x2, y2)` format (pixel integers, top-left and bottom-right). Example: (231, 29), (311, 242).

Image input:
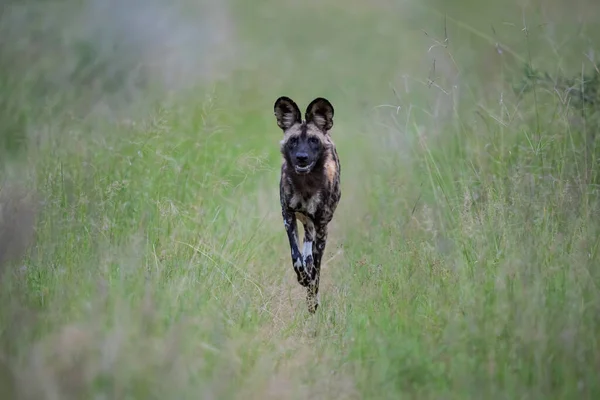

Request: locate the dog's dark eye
(289, 137), (298, 147)
(309, 137), (319, 145)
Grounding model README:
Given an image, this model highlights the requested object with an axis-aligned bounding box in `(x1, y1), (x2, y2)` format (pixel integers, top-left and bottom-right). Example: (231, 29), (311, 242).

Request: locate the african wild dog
(274, 96), (341, 313)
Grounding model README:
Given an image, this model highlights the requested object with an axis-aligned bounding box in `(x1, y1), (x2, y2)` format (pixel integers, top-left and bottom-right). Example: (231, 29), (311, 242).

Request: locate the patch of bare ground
(0, 182), (37, 279)
(0, 181), (38, 398)
(17, 324), (97, 400)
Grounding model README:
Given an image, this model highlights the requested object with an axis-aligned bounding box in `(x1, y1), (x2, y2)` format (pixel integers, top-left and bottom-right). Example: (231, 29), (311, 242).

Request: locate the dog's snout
(295, 152), (309, 164)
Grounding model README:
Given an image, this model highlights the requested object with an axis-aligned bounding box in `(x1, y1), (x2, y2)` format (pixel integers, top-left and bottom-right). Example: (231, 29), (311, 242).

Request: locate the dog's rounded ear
(274, 97), (301, 131)
(305, 97), (334, 132)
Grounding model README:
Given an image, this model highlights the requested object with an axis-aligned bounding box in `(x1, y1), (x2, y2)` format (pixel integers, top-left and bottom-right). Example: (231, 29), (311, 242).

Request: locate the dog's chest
(289, 190), (322, 216)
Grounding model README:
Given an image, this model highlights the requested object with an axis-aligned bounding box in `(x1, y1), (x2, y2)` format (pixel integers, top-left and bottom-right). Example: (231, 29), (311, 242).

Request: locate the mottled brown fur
(274, 96), (341, 313)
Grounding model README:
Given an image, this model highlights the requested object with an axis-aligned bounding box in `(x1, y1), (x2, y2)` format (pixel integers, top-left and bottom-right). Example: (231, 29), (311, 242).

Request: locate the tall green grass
(1, 0), (599, 398)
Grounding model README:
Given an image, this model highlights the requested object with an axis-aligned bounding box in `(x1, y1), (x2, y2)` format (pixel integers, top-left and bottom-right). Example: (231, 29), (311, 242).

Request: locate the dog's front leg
(306, 224), (328, 313)
(302, 218), (316, 279)
(282, 210), (310, 286)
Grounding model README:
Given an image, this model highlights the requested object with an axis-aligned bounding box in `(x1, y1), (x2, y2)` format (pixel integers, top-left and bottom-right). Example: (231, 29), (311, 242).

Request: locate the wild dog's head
(274, 96), (334, 175)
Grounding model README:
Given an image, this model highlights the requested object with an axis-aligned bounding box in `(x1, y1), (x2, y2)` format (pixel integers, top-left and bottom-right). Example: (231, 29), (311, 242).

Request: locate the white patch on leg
(291, 228), (306, 274)
(303, 240), (313, 262)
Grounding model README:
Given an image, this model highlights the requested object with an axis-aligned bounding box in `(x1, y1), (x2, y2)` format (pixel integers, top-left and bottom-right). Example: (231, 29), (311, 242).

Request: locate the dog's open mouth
(294, 162), (315, 174)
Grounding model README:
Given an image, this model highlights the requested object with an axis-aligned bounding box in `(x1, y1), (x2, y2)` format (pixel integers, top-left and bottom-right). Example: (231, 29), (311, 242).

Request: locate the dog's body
(274, 96), (341, 313)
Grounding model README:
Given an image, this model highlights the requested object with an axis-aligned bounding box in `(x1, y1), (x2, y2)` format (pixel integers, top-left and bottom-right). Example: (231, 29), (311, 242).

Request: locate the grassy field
(1, 0), (600, 398)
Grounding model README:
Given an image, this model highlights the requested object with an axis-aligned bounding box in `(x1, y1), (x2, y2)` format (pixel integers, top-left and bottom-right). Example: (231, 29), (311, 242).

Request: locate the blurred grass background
(1, 0), (600, 398)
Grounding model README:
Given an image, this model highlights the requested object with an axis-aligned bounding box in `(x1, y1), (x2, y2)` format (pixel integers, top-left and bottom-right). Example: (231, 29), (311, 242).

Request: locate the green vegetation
(1, 0), (599, 398)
